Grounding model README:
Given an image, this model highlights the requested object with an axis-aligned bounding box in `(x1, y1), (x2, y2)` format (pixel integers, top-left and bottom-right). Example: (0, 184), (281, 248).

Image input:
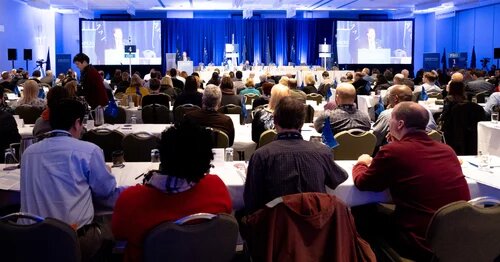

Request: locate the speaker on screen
(24, 49), (32, 61)
(494, 48), (500, 59)
(7, 49), (17, 60)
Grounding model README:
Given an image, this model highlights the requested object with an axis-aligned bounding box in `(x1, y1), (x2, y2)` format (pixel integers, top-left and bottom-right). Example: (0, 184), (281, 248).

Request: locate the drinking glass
(491, 112), (499, 125)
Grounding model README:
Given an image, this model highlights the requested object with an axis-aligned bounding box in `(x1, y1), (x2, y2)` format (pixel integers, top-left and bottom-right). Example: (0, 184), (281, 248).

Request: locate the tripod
(33, 60), (46, 76)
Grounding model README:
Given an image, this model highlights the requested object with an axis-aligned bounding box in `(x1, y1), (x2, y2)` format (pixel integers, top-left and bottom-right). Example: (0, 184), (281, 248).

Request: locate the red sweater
(112, 175), (232, 262)
(352, 131), (470, 254)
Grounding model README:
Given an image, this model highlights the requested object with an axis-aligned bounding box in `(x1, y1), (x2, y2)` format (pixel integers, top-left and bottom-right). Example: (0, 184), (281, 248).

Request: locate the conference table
(17, 123), (322, 161)
(477, 121), (500, 157)
(1, 156), (499, 211)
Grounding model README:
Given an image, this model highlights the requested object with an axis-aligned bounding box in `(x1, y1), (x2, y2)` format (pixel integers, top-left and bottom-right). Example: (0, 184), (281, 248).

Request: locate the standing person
(73, 53), (109, 109)
(20, 99), (125, 260)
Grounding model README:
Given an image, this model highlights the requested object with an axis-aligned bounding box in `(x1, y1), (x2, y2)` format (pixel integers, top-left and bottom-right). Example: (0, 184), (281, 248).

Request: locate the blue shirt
(484, 92), (500, 115)
(20, 130), (125, 229)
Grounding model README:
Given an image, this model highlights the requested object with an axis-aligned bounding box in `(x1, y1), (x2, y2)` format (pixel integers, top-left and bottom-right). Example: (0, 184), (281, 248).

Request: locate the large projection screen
(336, 20), (413, 64)
(80, 20), (162, 66)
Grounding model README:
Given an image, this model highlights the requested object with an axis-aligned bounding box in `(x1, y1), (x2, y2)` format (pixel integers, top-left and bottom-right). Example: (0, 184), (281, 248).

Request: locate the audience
(160, 75), (178, 100)
(14, 80), (46, 109)
(314, 83), (371, 134)
(141, 78), (170, 108)
(185, 84), (235, 146)
(288, 78), (306, 103)
(352, 72), (370, 96)
(115, 71), (130, 94)
(21, 99), (125, 261)
(173, 75), (203, 109)
(302, 73), (317, 94)
(220, 76), (247, 119)
(239, 78), (260, 96)
(352, 101), (470, 261)
(252, 82), (273, 110)
(112, 120), (232, 261)
(0, 89), (21, 163)
(466, 70), (494, 95)
(125, 74), (150, 100)
(169, 68), (185, 90)
(419, 71), (442, 93)
(244, 97), (348, 214)
(233, 70), (245, 94)
(32, 85), (70, 137)
(251, 84), (290, 143)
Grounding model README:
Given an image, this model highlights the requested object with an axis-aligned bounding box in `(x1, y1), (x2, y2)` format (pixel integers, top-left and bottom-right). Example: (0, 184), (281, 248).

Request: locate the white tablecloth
(2, 156), (498, 211)
(477, 121), (500, 157)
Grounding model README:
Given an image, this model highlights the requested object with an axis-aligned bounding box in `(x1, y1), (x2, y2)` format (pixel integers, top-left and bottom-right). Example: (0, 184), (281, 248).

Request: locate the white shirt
(20, 130), (125, 229)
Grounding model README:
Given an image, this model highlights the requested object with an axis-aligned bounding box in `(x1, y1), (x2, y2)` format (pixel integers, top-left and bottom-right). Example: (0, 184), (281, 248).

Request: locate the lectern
(319, 39), (331, 70)
(225, 43), (239, 69)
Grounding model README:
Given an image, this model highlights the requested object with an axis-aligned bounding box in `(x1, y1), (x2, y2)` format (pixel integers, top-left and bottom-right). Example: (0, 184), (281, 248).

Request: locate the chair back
(104, 106), (127, 124)
(81, 128), (125, 162)
(257, 129), (277, 149)
(306, 93), (323, 105)
(427, 130), (443, 142)
(142, 104), (171, 124)
(0, 212), (81, 262)
(244, 93), (258, 105)
(443, 102), (486, 155)
(218, 104), (243, 124)
(303, 104), (314, 123)
(474, 91), (489, 103)
(207, 128), (230, 148)
(333, 129), (376, 160)
(14, 106), (44, 124)
(426, 198), (500, 262)
(122, 132), (160, 162)
(174, 104), (201, 125)
(143, 213), (238, 262)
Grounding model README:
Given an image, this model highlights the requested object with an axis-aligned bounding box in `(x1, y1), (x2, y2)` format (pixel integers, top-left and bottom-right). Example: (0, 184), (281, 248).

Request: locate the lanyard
(277, 132), (302, 140)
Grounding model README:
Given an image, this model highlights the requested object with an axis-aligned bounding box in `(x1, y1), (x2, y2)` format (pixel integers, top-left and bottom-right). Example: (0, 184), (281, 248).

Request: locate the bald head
(393, 74), (405, 84)
(393, 102), (429, 131)
(389, 85), (413, 107)
(335, 83), (357, 104)
(451, 72), (464, 82)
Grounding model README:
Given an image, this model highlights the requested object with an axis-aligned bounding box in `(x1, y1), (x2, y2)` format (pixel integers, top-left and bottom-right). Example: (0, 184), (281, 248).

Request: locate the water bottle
(225, 148), (234, 162)
(130, 114), (137, 124)
(151, 149), (160, 163)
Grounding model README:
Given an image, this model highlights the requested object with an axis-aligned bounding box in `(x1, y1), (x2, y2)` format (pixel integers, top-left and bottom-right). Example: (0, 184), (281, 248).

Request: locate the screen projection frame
(79, 18), (163, 66)
(335, 19), (415, 65)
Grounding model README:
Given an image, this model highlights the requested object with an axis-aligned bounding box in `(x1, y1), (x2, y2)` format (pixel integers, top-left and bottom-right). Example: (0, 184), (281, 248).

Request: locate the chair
(218, 104), (243, 124)
(443, 102), (486, 155)
(0, 212), (81, 262)
(257, 129), (277, 149)
(81, 128), (125, 162)
(427, 130), (443, 142)
(474, 91), (489, 103)
(244, 93), (258, 105)
(426, 197), (500, 262)
(143, 213), (239, 262)
(104, 106), (127, 124)
(303, 104), (314, 123)
(142, 104), (170, 124)
(306, 93), (323, 105)
(114, 92), (125, 100)
(207, 128), (230, 148)
(174, 104), (201, 125)
(241, 193), (376, 262)
(122, 132), (160, 162)
(14, 105), (44, 124)
(333, 129), (376, 160)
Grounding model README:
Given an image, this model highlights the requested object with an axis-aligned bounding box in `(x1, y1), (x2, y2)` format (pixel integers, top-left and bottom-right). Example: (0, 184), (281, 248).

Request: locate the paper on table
(463, 155), (500, 189)
(0, 175), (20, 190)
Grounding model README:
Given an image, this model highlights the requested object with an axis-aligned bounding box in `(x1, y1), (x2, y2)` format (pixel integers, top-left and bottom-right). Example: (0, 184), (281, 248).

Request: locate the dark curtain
(162, 18), (336, 67)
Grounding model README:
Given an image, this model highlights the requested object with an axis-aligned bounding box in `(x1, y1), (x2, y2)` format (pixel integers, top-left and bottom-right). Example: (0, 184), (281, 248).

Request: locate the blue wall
(0, 1), (55, 73)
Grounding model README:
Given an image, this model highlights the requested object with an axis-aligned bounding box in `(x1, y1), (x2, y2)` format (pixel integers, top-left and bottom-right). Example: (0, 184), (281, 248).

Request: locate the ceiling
(19, 0), (500, 16)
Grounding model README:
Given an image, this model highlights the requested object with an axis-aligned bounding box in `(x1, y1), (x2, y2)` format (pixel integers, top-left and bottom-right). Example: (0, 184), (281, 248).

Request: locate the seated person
(484, 91), (500, 116)
(245, 97), (347, 213)
(14, 80), (46, 109)
(185, 85), (235, 146)
(314, 83), (371, 134)
(252, 82), (273, 110)
(112, 120), (232, 261)
(141, 78), (170, 108)
(125, 74), (150, 102)
(251, 84), (290, 143)
(219, 76), (247, 120)
(0, 103), (21, 163)
(288, 79), (307, 103)
(173, 76), (203, 109)
(352, 72), (370, 96)
(239, 78), (261, 96)
(302, 73), (317, 94)
(32, 86), (70, 137)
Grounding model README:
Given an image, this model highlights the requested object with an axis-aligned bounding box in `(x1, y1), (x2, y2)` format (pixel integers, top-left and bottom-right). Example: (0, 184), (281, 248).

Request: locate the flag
(374, 95), (384, 120)
(202, 37), (208, 65)
(419, 86), (428, 101)
(326, 85), (332, 101)
(175, 35), (181, 62)
(290, 35), (296, 65)
(242, 36), (247, 64)
(322, 117), (339, 149)
(441, 48), (447, 72)
(470, 46), (476, 69)
(265, 36), (271, 65)
(45, 48), (51, 71)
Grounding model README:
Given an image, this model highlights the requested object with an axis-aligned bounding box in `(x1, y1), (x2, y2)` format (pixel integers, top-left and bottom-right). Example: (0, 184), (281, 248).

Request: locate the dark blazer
(0, 111), (21, 163)
(466, 78), (494, 95)
(173, 92), (202, 109)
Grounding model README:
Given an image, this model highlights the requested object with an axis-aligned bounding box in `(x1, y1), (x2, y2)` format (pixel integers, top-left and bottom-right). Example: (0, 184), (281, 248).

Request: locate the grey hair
(259, 74), (267, 82)
(202, 84), (222, 111)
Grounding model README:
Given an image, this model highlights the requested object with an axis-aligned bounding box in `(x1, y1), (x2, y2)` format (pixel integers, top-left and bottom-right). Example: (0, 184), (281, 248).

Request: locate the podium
(358, 49), (390, 64)
(319, 44), (331, 70)
(177, 61), (193, 75)
(225, 44), (239, 68)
